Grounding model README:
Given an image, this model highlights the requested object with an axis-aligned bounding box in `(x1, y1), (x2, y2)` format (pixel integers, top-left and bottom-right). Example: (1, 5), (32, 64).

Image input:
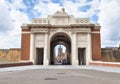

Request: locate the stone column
(30, 33), (35, 64)
(72, 33), (78, 65)
(43, 33), (49, 65)
(86, 32), (92, 65)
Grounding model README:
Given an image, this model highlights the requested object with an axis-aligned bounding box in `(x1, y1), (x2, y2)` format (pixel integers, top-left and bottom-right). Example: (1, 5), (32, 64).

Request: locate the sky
(0, 0), (120, 49)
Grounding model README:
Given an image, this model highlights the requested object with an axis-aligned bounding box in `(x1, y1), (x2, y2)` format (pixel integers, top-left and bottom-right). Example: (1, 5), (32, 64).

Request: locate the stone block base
(90, 61), (120, 67)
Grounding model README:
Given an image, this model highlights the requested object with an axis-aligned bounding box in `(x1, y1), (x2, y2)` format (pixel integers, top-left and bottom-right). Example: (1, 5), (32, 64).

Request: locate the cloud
(79, 5), (91, 12)
(0, 0), (101, 49)
(0, 0), (13, 33)
(31, 0), (120, 48)
(33, 1), (62, 17)
(6, 0), (27, 10)
(1, 0), (119, 49)
(98, 0), (120, 47)
(0, 0), (30, 49)
(32, 0), (100, 20)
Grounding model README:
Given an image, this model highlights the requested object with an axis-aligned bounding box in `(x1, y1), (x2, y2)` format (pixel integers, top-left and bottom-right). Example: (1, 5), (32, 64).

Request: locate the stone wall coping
(0, 61), (32, 64)
(90, 61), (120, 64)
(0, 48), (21, 50)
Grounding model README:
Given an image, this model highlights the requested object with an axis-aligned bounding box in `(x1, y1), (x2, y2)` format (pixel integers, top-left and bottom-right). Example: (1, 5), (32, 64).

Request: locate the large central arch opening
(50, 33), (71, 65)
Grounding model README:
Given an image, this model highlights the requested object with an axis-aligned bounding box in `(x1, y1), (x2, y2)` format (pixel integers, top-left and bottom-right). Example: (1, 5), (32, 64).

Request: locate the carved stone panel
(35, 34), (45, 42)
(77, 34), (87, 42)
(77, 34), (87, 47)
(77, 42), (86, 47)
(35, 42), (44, 47)
(75, 18), (90, 24)
(55, 18), (69, 25)
(72, 28), (91, 33)
(31, 28), (48, 33)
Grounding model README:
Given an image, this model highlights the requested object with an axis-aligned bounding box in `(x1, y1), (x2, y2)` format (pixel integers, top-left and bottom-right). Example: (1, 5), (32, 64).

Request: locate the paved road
(0, 65), (120, 84)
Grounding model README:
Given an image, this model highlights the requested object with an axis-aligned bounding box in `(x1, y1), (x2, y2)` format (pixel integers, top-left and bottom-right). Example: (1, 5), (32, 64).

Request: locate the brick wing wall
(91, 33), (101, 60)
(0, 49), (21, 62)
(21, 33), (30, 60)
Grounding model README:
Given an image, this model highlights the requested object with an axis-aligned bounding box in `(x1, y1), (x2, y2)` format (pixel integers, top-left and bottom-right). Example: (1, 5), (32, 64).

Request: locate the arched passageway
(50, 33), (71, 65)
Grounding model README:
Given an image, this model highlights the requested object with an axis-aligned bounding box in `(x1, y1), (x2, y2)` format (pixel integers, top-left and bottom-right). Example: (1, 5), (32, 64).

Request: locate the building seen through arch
(21, 8), (101, 65)
(54, 45), (68, 65)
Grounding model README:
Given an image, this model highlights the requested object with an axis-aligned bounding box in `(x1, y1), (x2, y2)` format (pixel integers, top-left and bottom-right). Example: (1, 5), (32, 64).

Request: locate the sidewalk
(0, 65), (120, 73)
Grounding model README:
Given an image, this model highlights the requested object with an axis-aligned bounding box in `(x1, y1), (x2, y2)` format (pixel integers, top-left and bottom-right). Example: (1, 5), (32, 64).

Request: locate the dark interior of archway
(50, 35), (71, 65)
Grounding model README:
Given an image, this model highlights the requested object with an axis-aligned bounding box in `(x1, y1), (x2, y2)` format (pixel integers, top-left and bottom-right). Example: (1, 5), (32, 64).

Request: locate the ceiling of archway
(51, 35), (71, 47)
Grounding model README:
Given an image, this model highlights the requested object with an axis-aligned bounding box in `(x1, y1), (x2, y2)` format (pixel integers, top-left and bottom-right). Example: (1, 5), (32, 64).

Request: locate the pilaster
(86, 32), (92, 65)
(30, 33), (35, 64)
(72, 33), (78, 65)
(43, 33), (49, 65)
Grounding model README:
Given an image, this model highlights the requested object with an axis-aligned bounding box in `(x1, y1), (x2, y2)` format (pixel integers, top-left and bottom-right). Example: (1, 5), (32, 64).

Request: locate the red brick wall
(21, 33), (30, 60)
(91, 33), (101, 60)
(22, 29), (30, 31)
(0, 62), (33, 68)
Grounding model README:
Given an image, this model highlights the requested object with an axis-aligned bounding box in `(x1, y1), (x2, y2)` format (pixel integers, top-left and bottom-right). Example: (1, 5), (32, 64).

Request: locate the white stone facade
(21, 8), (100, 65)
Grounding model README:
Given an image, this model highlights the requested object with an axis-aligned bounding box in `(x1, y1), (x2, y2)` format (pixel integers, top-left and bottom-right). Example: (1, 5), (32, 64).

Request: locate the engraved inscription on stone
(77, 34), (87, 47)
(76, 18), (89, 23)
(55, 18), (69, 25)
(77, 42), (86, 47)
(31, 28), (48, 33)
(77, 34), (87, 42)
(35, 42), (44, 47)
(35, 34), (45, 42)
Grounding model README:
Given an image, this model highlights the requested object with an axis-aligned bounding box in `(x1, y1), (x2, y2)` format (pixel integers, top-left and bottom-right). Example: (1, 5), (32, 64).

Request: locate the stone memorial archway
(21, 8), (101, 65)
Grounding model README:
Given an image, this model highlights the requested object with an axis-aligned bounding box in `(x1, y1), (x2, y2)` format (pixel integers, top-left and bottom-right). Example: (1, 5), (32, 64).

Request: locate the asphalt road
(0, 69), (120, 84)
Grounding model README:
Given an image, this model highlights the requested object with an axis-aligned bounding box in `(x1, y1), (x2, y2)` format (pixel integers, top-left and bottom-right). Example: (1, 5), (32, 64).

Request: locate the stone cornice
(21, 25), (29, 29)
(27, 24), (51, 28)
(22, 32), (31, 34)
(26, 23), (96, 29)
(31, 28), (49, 34)
(70, 24), (95, 28)
(21, 24), (29, 29)
(73, 28), (91, 34)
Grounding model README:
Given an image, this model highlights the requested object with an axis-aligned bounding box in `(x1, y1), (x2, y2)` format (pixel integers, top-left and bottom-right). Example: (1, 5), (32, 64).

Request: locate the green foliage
(118, 44), (120, 50)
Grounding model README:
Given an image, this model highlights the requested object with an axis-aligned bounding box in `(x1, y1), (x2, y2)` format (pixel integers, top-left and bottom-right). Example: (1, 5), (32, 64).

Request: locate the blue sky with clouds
(0, 0), (120, 48)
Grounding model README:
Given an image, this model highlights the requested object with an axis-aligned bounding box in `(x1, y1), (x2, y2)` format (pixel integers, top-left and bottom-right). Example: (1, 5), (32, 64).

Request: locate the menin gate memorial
(21, 8), (101, 65)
